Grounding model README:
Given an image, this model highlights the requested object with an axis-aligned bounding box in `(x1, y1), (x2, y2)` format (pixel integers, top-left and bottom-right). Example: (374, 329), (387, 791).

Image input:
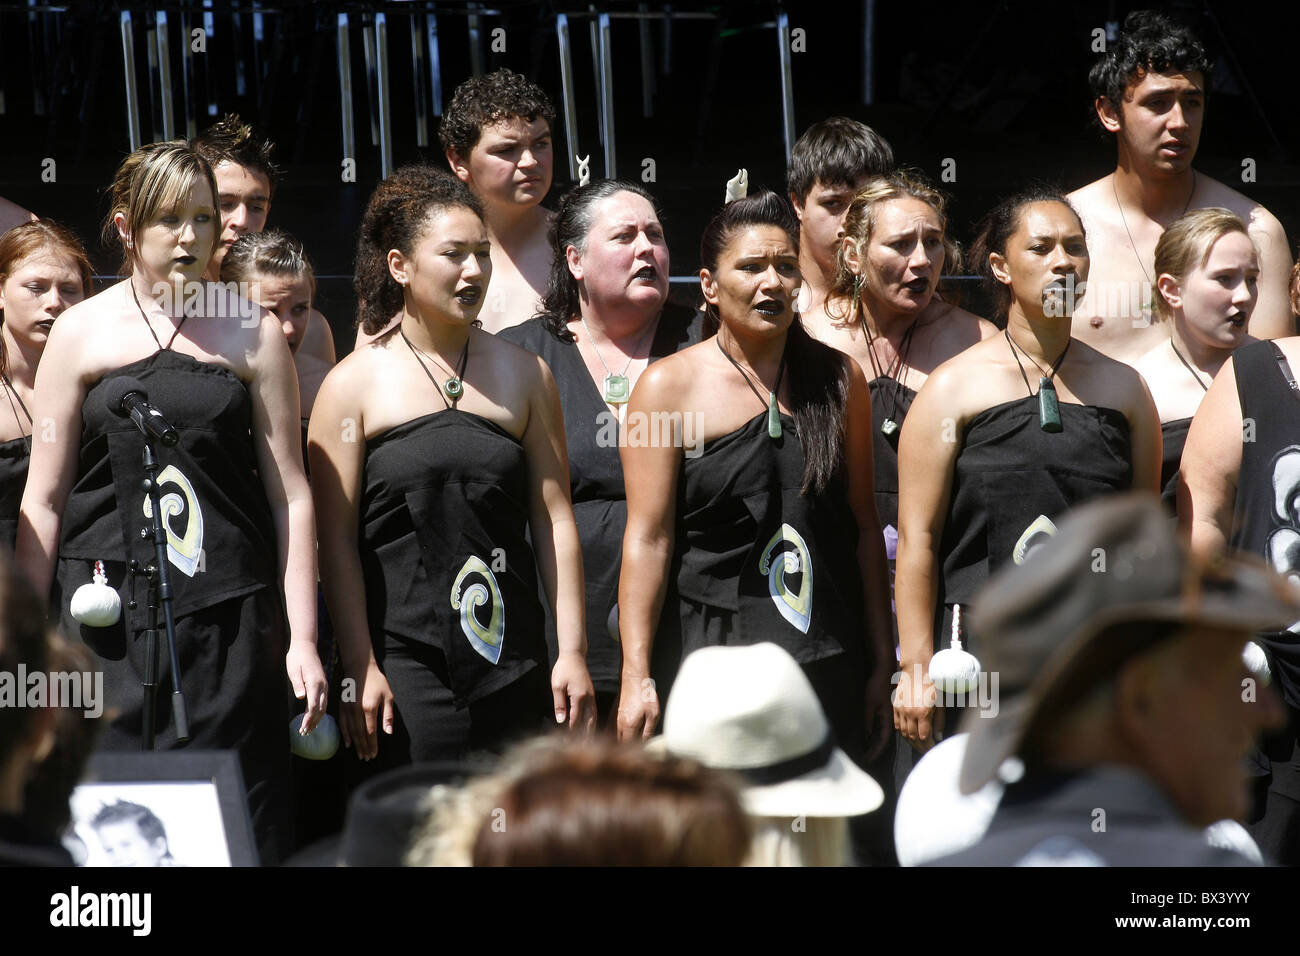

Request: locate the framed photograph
(68, 750), (258, 867)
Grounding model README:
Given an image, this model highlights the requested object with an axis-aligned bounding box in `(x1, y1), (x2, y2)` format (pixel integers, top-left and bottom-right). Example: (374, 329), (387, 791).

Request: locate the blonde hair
(1153, 207), (1253, 323)
(828, 168), (959, 322)
(744, 816), (853, 867)
(101, 140), (219, 276)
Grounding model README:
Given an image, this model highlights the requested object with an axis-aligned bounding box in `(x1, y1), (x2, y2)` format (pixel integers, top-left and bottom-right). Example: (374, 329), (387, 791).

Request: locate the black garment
(52, 350), (291, 863)
(0, 814), (73, 867)
(498, 307), (704, 699)
(938, 397), (1133, 656)
(931, 766), (1257, 866)
(1159, 417), (1191, 514)
(1226, 339), (1300, 862)
(869, 377), (916, 611)
(0, 435), (29, 551)
(359, 409), (551, 759)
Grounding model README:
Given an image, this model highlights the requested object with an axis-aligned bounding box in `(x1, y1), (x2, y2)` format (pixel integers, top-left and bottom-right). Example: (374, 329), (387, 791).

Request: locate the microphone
(104, 377), (179, 447)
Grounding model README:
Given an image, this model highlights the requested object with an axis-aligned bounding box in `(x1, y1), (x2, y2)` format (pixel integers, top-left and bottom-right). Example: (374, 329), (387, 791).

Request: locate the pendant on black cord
(1038, 376), (1062, 433)
(880, 417), (899, 438)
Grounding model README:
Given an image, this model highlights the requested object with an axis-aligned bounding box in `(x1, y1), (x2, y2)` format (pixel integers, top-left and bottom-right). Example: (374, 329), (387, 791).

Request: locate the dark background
(1, 0), (1296, 355)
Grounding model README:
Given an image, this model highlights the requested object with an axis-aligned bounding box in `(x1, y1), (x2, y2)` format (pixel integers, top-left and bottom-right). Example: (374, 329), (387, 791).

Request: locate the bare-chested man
(1068, 10), (1293, 364)
(192, 115), (338, 372)
(787, 116), (894, 318)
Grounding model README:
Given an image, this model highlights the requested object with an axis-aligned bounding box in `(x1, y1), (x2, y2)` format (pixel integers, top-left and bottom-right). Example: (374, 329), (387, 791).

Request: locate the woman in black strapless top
(0, 221), (93, 548)
(893, 188), (1161, 757)
(616, 192), (894, 817)
(17, 142), (326, 864)
(310, 168), (594, 770)
(1131, 208), (1260, 515)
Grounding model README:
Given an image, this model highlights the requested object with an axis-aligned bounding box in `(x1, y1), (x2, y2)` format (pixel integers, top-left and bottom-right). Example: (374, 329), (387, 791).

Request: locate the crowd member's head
(830, 169), (958, 323)
(353, 165), (486, 336)
(1089, 10), (1211, 173)
(0, 550), (56, 817)
(0, 220), (93, 374)
(536, 179), (668, 341)
(89, 801), (175, 867)
(658, 643), (882, 866)
(221, 230), (316, 355)
(1153, 207), (1257, 345)
(699, 190), (852, 494)
(103, 141), (219, 282)
(441, 70), (555, 216)
(969, 186), (1088, 324)
(469, 737), (751, 866)
(787, 117), (894, 283)
(960, 493), (1295, 828)
(192, 114), (278, 273)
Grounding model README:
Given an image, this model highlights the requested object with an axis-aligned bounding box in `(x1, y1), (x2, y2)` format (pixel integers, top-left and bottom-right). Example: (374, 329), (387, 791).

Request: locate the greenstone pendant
(444, 377), (464, 401)
(1038, 376), (1062, 433)
(767, 391), (782, 439)
(602, 373), (631, 405)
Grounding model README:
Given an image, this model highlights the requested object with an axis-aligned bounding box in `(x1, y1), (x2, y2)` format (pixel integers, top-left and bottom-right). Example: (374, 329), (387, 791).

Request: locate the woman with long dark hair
(310, 166), (594, 771)
(616, 192), (893, 829)
(17, 141), (326, 863)
(500, 180), (702, 722)
(893, 187), (1160, 757)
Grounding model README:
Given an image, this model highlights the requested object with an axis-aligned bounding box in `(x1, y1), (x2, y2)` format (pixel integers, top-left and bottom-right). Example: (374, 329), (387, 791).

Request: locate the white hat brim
(741, 746), (884, 818)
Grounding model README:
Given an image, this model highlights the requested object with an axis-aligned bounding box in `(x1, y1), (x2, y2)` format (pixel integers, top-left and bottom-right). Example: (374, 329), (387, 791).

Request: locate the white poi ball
(928, 644), (981, 695)
(290, 712), (340, 760)
(1204, 819), (1264, 864)
(894, 733), (1004, 866)
(1242, 641), (1271, 682)
(70, 580), (121, 628)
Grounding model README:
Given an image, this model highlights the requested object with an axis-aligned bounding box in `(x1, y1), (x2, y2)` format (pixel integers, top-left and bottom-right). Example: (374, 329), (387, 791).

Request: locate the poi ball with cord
(70, 560), (121, 627)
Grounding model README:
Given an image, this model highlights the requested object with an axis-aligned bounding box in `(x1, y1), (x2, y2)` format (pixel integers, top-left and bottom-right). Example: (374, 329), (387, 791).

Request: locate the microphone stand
(128, 436), (190, 748)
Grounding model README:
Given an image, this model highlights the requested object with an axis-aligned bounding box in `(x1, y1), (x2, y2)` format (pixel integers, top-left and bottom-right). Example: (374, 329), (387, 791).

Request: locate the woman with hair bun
(500, 179), (702, 722)
(0, 220), (93, 548)
(310, 166), (594, 771)
(892, 187), (1160, 758)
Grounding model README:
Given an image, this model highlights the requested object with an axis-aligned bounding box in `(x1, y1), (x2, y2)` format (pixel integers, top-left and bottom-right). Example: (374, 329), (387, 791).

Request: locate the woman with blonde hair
(17, 141), (326, 863)
(1131, 208), (1259, 512)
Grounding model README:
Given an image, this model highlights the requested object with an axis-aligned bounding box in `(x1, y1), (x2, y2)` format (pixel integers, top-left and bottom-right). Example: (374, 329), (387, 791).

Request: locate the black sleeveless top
(1159, 417), (1191, 514)
(60, 350), (276, 628)
(870, 376), (916, 614)
(674, 412), (866, 666)
(498, 306), (704, 691)
(0, 437), (29, 551)
(939, 397), (1133, 652)
(360, 409), (548, 707)
(1228, 340), (1300, 709)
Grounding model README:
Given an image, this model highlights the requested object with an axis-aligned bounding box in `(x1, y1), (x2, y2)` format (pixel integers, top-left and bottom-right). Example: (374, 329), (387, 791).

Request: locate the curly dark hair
(699, 191), (852, 496)
(1089, 10), (1211, 126)
(535, 179), (661, 342)
(353, 165), (484, 335)
(968, 186), (1084, 322)
(191, 113), (280, 196)
(438, 69), (556, 158)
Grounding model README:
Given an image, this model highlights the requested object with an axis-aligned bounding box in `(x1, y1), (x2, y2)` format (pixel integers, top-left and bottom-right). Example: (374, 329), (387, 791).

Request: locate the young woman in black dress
(500, 180), (702, 723)
(616, 192), (893, 799)
(0, 221), (93, 548)
(310, 167), (594, 768)
(1131, 208), (1258, 513)
(17, 141), (327, 863)
(893, 188), (1160, 756)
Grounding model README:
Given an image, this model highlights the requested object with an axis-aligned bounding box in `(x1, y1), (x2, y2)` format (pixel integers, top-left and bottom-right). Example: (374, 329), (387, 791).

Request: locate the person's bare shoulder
(0, 196), (36, 234)
(1066, 175), (1114, 217)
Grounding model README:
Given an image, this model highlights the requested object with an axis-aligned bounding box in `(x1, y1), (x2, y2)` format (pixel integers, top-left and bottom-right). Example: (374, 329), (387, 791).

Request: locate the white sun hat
(893, 733), (1004, 866)
(658, 643), (883, 818)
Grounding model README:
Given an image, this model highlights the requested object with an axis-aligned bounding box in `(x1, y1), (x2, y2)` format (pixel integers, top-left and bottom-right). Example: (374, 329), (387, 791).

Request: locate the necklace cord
(130, 280), (188, 352)
(1005, 329), (1071, 397)
(717, 337), (787, 414)
(401, 328), (470, 409)
(1169, 338), (1210, 393)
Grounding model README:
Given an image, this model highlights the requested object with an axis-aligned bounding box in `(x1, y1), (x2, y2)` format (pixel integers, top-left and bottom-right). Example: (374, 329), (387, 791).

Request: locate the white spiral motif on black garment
(760, 523), (813, 634)
(1267, 446), (1300, 634)
(141, 465), (204, 577)
(451, 556), (506, 664)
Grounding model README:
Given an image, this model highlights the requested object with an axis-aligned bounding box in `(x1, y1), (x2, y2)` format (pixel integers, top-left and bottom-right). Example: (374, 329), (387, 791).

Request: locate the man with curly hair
(1067, 10), (1293, 364)
(441, 69), (557, 334)
(193, 114), (337, 366)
